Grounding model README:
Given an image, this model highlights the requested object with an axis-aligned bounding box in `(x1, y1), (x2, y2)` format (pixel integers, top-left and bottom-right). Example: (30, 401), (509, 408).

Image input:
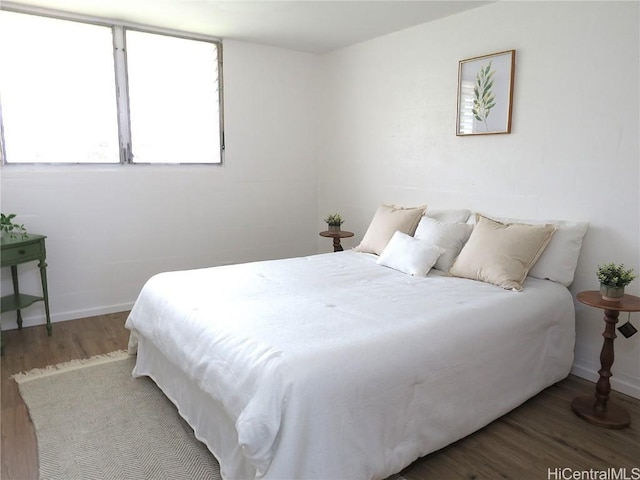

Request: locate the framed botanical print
(456, 50), (515, 136)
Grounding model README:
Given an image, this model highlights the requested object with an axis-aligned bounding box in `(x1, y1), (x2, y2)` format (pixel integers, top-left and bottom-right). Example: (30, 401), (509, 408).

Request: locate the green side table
(1, 233), (52, 354)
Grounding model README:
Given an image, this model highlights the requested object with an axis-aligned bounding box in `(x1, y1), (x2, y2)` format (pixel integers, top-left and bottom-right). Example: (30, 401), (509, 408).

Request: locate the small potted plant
(596, 263), (636, 302)
(1, 213), (28, 240)
(323, 213), (344, 232)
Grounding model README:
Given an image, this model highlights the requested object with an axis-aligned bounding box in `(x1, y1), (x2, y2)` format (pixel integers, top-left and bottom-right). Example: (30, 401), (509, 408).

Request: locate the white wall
(1, 39), (320, 327)
(317, 1), (640, 397)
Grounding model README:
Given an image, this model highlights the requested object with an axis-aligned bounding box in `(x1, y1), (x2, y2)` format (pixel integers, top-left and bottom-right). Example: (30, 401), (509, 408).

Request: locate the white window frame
(0, 4), (225, 166)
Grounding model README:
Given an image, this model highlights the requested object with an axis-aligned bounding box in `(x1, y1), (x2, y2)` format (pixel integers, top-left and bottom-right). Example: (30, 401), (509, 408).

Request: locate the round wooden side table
(572, 291), (640, 429)
(319, 230), (354, 252)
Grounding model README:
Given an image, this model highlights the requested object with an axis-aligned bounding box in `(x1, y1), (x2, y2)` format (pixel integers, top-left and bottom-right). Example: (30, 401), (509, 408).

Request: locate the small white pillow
(354, 204), (426, 255)
(425, 209), (472, 223)
(414, 216), (474, 271)
(377, 231), (445, 276)
(449, 215), (556, 291)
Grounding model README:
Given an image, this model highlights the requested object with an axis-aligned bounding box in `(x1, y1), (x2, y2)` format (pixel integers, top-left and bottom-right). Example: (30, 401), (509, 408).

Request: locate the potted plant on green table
(596, 263), (636, 302)
(1, 213), (28, 240)
(323, 213), (344, 232)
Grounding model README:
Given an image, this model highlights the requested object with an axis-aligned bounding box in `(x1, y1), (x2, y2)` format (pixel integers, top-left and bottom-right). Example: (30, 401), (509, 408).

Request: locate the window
(126, 31), (221, 164)
(0, 12), (119, 163)
(0, 9), (223, 165)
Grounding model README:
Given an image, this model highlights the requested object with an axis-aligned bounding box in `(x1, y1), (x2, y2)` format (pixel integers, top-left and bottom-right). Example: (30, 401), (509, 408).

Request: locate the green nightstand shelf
(1, 233), (52, 354)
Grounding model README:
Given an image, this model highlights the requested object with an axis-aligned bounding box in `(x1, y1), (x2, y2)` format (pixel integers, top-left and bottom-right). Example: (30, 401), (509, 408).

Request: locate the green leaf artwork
(472, 61), (497, 131)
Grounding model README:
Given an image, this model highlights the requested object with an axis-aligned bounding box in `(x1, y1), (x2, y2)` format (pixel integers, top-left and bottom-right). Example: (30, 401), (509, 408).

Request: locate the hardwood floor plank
(1, 312), (639, 480)
(1, 404), (38, 480)
(401, 378), (640, 479)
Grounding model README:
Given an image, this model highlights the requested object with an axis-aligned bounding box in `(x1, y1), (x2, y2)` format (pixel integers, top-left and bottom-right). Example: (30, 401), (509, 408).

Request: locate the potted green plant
(323, 213), (344, 232)
(596, 263), (636, 302)
(1, 213), (28, 240)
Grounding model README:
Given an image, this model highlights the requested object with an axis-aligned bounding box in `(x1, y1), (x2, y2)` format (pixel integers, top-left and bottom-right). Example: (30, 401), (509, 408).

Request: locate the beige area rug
(14, 352), (221, 480)
(15, 352), (408, 480)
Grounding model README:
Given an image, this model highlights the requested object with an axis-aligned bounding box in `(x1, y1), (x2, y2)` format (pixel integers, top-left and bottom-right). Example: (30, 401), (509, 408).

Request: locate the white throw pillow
(354, 204), (426, 255)
(490, 216), (589, 287)
(377, 231), (445, 276)
(449, 215), (557, 291)
(425, 209), (472, 223)
(414, 216), (474, 271)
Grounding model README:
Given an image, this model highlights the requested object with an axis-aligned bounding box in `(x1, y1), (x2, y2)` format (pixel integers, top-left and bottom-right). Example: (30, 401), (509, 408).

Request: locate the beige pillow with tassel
(354, 204), (426, 255)
(449, 214), (556, 291)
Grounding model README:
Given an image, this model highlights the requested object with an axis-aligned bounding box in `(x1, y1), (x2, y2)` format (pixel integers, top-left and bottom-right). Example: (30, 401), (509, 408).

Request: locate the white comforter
(126, 251), (575, 480)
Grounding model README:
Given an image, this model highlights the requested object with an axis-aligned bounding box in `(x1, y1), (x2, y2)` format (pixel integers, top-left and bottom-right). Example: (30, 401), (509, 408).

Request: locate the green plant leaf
(472, 60), (498, 129)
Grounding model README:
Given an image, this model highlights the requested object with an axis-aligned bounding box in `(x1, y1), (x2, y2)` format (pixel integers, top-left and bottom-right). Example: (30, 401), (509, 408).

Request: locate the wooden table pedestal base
(571, 395), (630, 429)
(572, 291), (640, 430)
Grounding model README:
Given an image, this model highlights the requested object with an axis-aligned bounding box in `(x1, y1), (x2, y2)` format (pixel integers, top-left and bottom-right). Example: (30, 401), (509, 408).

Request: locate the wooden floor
(1, 314), (639, 480)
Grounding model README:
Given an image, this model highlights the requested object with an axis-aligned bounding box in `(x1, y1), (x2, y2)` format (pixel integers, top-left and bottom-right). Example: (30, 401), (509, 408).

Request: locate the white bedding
(126, 250), (575, 480)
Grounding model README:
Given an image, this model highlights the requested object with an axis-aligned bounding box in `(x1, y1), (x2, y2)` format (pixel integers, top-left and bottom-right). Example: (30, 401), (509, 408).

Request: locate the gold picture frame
(456, 50), (515, 136)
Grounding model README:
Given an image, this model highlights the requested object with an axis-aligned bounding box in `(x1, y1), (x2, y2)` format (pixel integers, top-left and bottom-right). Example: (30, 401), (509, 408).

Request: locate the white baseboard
(0, 303), (134, 331)
(571, 361), (640, 400)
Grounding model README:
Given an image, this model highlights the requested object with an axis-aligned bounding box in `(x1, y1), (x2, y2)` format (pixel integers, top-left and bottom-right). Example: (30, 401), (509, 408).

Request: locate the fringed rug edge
(12, 350), (132, 384)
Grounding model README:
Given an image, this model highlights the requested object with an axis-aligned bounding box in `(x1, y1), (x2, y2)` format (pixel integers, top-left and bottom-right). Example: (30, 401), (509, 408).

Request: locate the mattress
(125, 250), (575, 480)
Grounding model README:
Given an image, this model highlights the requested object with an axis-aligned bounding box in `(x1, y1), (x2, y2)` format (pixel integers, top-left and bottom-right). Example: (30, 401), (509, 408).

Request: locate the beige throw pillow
(354, 204), (426, 255)
(449, 214), (556, 291)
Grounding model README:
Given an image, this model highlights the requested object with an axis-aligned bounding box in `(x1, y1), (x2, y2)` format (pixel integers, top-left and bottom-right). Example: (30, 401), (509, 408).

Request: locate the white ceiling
(3, 0), (492, 54)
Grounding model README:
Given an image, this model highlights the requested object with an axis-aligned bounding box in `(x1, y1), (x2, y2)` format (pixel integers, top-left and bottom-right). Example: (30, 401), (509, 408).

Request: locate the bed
(125, 221), (579, 480)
